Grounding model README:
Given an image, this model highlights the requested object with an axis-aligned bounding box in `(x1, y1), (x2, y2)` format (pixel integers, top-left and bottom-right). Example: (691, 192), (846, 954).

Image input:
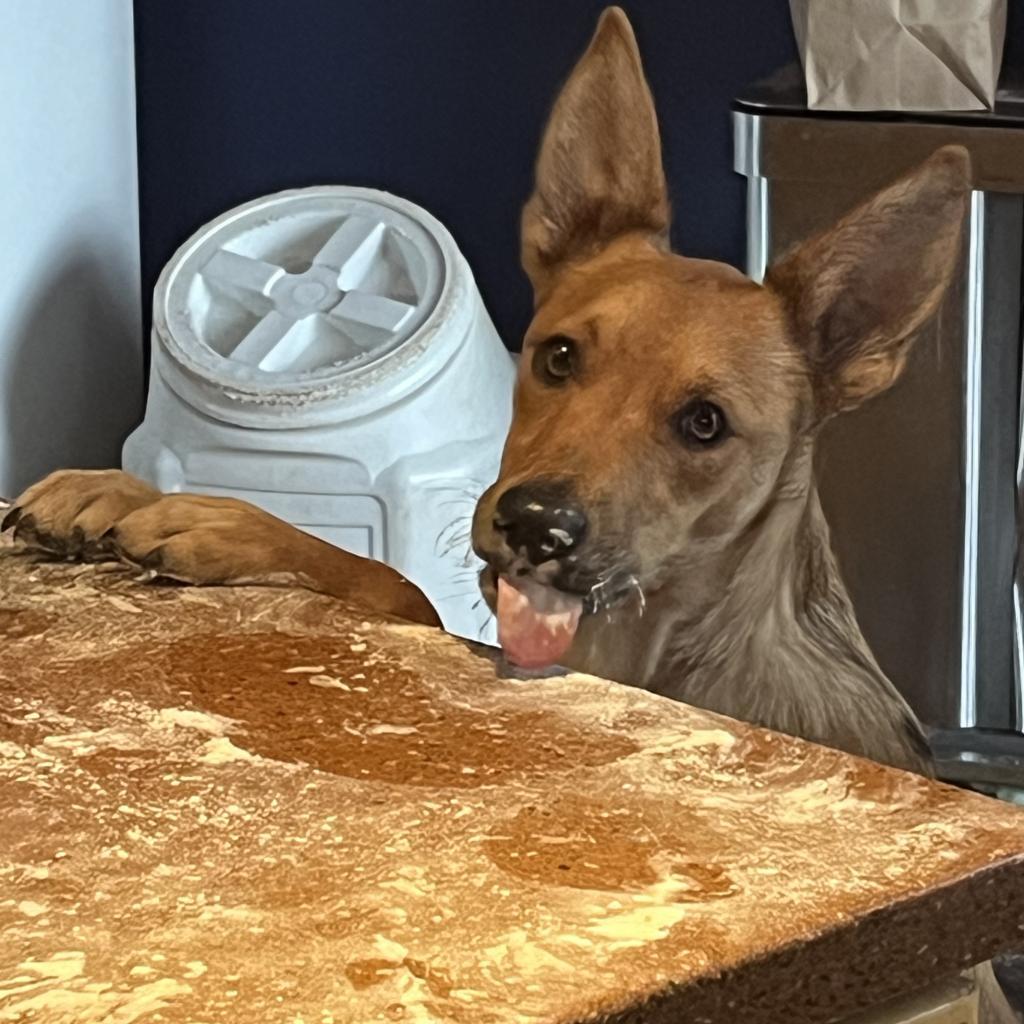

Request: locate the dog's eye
(676, 400), (729, 447)
(533, 336), (577, 386)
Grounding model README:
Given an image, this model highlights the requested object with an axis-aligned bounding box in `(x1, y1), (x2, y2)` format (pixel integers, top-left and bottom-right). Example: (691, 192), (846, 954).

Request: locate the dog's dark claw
(12, 513), (37, 542)
(1, 506), (22, 533)
(139, 548), (164, 571)
(67, 525), (86, 556)
(95, 528), (126, 563)
(12, 516), (66, 559)
(81, 535), (118, 563)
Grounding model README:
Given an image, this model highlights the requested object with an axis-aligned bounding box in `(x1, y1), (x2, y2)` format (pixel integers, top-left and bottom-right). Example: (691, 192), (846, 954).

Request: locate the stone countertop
(1, 540), (1024, 1024)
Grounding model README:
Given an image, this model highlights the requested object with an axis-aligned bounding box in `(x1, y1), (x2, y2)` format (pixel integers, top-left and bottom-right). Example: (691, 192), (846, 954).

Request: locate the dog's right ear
(521, 7), (670, 299)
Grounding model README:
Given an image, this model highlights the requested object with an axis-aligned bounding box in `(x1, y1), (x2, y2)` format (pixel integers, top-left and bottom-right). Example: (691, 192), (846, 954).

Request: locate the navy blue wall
(134, 2), (1024, 352)
(133, 1), (798, 351)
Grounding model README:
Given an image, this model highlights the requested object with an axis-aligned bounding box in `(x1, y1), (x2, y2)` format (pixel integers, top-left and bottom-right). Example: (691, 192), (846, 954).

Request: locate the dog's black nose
(494, 479), (588, 565)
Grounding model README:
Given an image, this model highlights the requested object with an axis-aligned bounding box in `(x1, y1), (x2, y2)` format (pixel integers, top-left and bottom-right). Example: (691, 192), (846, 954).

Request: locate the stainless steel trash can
(733, 66), (1024, 787)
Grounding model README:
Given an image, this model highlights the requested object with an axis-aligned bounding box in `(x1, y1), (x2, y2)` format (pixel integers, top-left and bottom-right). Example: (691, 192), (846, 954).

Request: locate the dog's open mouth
(496, 575), (584, 670)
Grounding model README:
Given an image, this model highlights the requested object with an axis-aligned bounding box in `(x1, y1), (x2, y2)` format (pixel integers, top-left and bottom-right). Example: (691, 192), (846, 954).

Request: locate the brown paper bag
(790, 0), (1007, 111)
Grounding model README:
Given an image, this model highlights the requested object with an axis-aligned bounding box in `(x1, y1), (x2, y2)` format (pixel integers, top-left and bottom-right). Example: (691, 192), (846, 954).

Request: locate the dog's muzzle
(469, 477), (591, 669)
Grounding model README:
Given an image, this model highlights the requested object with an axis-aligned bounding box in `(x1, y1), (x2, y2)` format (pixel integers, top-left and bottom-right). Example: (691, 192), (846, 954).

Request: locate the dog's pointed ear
(766, 146), (970, 417)
(521, 7), (670, 297)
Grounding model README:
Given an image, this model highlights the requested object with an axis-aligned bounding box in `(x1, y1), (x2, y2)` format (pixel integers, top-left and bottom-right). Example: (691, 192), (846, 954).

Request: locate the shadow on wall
(0, 247), (143, 497)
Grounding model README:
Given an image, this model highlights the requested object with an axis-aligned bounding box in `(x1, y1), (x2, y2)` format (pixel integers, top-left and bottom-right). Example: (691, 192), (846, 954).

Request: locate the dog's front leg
(2, 470), (440, 627)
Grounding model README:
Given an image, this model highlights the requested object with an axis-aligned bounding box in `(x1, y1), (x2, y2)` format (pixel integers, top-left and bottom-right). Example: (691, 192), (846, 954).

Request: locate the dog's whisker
(440, 532), (473, 559)
(438, 518), (471, 539)
(438, 588), (479, 603)
(434, 517), (469, 544)
(582, 565), (645, 619)
(626, 574), (647, 617)
(434, 514), (474, 556)
(475, 609), (496, 639)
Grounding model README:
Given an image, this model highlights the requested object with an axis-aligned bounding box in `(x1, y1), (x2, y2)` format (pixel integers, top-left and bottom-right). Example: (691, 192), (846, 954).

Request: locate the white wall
(0, 0), (142, 498)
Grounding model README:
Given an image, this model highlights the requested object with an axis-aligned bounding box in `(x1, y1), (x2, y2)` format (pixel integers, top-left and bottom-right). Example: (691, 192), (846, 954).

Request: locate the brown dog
(6, 11), (1022, 1017)
(3, 11), (965, 780)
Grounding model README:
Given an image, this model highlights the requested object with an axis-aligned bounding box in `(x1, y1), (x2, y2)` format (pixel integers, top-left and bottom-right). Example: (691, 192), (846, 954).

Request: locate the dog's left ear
(522, 7), (670, 298)
(766, 146), (970, 417)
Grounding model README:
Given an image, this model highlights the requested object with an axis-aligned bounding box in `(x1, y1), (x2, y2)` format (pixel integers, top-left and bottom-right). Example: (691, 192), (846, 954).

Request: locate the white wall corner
(0, 0), (142, 497)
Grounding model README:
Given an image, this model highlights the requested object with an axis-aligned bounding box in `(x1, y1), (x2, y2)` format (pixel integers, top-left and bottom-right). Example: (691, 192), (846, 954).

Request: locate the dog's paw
(105, 494), (443, 627)
(105, 494), (298, 586)
(2, 470), (162, 560)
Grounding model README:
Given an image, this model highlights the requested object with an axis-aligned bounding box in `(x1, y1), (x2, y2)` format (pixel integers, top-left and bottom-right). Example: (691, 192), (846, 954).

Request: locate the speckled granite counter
(2, 541), (1024, 1024)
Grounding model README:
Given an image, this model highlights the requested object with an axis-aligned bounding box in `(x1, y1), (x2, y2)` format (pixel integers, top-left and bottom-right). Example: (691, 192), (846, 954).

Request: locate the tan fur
(2, 471), (438, 628)
(471, 10), (970, 781)
(1, 8), (1017, 1017)
(0, 6), (967, 774)
(0, 6), (966, 774)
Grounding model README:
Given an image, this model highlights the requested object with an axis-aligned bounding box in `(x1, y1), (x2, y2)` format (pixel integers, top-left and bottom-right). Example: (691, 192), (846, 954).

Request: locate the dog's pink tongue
(496, 575), (583, 669)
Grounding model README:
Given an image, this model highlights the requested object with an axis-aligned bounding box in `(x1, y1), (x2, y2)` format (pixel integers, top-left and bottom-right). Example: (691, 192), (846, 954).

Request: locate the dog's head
(472, 6), (969, 668)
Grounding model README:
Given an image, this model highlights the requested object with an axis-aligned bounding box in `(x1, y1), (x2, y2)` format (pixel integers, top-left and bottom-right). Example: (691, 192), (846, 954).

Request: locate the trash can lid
(734, 63), (1024, 129)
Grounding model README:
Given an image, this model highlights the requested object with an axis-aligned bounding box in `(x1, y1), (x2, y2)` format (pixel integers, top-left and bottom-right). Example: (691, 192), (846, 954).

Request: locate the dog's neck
(569, 444), (930, 774)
